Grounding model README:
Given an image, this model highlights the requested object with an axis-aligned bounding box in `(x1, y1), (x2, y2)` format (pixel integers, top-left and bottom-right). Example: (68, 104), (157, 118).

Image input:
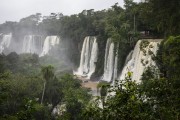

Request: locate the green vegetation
(1, 0), (179, 76)
(0, 53), (91, 119)
(0, 0), (179, 119)
(156, 36), (180, 79)
(83, 36), (180, 119)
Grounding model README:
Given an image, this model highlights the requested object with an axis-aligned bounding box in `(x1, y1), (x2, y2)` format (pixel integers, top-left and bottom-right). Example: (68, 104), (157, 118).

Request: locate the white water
(112, 44), (119, 84)
(74, 36), (98, 79)
(0, 33), (12, 53)
(124, 50), (133, 65)
(22, 35), (43, 55)
(87, 38), (98, 78)
(0, 34), (60, 56)
(118, 40), (161, 83)
(40, 36), (60, 56)
(102, 39), (118, 82)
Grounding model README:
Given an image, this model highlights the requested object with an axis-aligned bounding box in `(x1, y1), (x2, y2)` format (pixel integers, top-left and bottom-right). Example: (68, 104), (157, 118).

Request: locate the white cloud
(0, 0), (139, 23)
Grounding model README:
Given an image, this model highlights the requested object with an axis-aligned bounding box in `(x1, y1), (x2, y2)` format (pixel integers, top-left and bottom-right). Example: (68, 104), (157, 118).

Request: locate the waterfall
(112, 44), (119, 84)
(0, 34), (60, 56)
(118, 39), (162, 82)
(87, 37), (98, 78)
(74, 36), (98, 79)
(0, 33), (12, 53)
(40, 36), (60, 56)
(22, 35), (43, 55)
(124, 50), (133, 65)
(102, 38), (118, 82)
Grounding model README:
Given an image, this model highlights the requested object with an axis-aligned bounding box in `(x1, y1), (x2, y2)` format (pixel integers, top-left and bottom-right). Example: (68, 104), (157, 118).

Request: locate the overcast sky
(0, 0), (139, 24)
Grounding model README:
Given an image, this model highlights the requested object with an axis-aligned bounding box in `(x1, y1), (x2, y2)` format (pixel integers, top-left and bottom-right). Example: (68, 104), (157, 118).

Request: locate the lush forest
(0, 0), (180, 119)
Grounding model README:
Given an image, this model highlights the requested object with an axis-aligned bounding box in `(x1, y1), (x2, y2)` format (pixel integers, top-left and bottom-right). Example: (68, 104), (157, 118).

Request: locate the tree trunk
(41, 81), (46, 104)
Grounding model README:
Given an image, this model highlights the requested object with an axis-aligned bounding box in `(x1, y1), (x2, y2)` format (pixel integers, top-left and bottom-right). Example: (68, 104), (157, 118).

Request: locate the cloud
(0, 0), (139, 23)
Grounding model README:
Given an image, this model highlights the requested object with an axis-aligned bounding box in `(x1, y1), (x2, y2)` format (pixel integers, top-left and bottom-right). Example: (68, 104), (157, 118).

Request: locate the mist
(0, 33), (75, 76)
(0, 0), (179, 119)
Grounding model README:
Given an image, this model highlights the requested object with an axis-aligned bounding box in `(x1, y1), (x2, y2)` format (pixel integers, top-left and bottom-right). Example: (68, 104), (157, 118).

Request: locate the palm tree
(41, 65), (54, 104)
(97, 82), (109, 109)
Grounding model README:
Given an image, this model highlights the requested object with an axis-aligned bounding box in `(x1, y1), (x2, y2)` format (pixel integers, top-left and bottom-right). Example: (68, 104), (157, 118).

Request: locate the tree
(140, 68), (180, 119)
(156, 36), (180, 79)
(0, 72), (43, 117)
(40, 65), (63, 110)
(59, 74), (91, 120)
(97, 82), (110, 108)
(140, 0), (180, 36)
(83, 76), (148, 120)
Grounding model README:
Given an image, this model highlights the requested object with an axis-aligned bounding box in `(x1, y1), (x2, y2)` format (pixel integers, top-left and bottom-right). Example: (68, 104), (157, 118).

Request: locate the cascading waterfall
(74, 36), (98, 79)
(0, 33), (12, 53)
(112, 44), (119, 84)
(0, 34), (60, 56)
(124, 50), (133, 65)
(40, 36), (60, 56)
(22, 35), (43, 55)
(118, 39), (162, 82)
(102, 38), (118, 82)
(87, 38), (98, 78)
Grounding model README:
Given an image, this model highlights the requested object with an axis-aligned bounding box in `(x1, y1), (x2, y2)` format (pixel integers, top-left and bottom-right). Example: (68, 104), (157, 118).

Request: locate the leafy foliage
(0, 53), (91, 119)
(0, 0), (180, 119)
